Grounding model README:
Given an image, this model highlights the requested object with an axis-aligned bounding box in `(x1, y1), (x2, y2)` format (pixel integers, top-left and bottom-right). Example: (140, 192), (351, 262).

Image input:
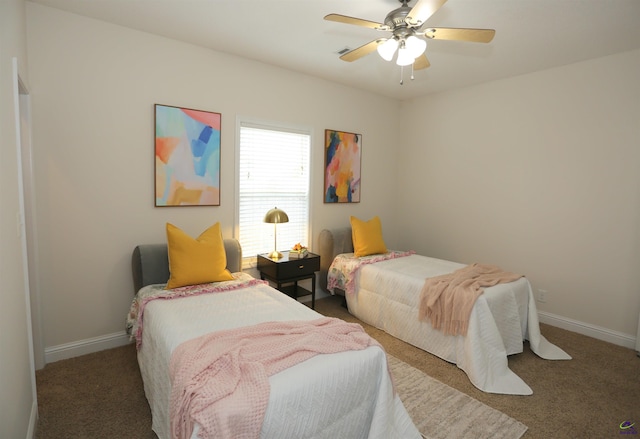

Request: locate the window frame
(234, 116), (313, 268)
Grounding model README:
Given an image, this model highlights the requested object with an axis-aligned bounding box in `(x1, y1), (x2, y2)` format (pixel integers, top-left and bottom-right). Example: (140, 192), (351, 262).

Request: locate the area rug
(388, 355), (528, 439)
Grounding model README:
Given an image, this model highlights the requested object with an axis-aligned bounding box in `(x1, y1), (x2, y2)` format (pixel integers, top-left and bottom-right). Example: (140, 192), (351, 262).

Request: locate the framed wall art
(154, 104), (221, 206)
(324, 129), (361, 203)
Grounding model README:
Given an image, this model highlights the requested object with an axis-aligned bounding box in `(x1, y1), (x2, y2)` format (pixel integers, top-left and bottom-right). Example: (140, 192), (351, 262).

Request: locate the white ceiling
(30, 0), (640, 100)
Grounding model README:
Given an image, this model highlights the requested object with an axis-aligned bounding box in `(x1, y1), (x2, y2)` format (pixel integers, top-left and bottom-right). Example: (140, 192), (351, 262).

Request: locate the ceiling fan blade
(413, 53), (431, 70)
(406, 0), (448, 27)
(339, 40), (381, 62)
(423, 27), (496, 43)
(324, 13), (388, 30)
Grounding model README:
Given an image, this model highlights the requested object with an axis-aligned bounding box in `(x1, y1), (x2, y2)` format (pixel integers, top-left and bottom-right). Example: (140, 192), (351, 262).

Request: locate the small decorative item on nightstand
(289, 242), (308, 259)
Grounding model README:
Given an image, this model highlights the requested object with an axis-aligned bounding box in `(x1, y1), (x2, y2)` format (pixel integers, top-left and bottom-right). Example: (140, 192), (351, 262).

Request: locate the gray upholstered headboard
(317, 227), (353, 293)
(131, 239), (243, 293)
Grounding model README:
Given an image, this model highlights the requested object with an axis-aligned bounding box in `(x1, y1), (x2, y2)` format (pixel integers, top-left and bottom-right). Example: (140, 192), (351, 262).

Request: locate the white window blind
(238, 121), (310, 262)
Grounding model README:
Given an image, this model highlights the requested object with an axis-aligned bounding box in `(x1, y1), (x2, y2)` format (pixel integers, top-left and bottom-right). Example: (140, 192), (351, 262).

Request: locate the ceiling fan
(325, 0), (495, 78)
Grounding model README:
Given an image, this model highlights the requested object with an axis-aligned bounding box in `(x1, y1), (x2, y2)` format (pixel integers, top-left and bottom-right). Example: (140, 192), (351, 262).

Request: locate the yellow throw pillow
(165, 222), (234, 289)
(350, 216), (387, 257)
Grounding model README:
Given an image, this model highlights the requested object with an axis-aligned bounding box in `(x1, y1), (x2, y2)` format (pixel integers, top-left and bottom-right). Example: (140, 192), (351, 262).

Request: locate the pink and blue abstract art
(155, 104), (221, 206)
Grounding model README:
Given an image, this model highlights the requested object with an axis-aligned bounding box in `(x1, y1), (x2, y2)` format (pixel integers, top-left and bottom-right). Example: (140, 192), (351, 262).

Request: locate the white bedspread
(342, 254), (571, 395)
(137, 279), (420, 439)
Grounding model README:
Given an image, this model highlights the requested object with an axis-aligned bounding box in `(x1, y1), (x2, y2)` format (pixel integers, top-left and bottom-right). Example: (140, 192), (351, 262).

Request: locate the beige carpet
(313, 295), (639, 439)
(388, 354), (527, 439)
(35, 295), (639, 438)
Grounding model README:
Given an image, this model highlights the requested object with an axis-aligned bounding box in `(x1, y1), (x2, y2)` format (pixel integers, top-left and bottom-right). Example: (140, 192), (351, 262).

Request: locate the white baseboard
(539, 311), (637, 350)
(44, 331), (132, 364)
(42, 290), (331, 364)
(42, 310), (637, 365)
(26, 400), (37, 439)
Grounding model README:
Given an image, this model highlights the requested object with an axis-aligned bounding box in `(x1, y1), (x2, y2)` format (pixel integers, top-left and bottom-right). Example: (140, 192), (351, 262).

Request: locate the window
(237, 120), (311, 264)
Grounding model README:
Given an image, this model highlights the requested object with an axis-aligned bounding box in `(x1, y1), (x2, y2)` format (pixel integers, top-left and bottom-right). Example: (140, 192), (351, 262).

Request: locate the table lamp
(264, 207), (289, 259)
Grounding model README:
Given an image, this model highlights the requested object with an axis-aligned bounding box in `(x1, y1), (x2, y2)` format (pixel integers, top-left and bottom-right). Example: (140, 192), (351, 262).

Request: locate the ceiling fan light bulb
(396, 47), (414, 66)
(406, 36), (427, 58)
(377, 38), (398, 61)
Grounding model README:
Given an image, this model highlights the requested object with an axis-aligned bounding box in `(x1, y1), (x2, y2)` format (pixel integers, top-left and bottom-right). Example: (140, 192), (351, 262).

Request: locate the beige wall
(7, 2), (637, 436)
(1, 0), (37, 437)
(23, 2), (640, 367)
(25, 3), (401, 354)
(398, 49), (640, 340)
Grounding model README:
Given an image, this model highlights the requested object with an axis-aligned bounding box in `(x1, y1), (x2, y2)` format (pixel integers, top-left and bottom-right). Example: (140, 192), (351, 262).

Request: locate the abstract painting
(155, 104), (221, 206)
(324, 129), (361, 203)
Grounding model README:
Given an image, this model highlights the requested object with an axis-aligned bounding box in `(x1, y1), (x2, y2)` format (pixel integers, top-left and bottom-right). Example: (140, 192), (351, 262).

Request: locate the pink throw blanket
(418, 263), (523, 336)
(169, 317), (382, 439)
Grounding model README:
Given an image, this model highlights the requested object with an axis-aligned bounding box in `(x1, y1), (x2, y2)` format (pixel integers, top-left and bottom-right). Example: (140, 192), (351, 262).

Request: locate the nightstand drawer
(277, 257), (320, 278)
(257, 252), (320, 281)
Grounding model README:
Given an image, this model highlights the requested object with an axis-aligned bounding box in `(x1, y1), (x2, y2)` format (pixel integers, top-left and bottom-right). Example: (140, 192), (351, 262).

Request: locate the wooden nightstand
(257, 252), (320, 309)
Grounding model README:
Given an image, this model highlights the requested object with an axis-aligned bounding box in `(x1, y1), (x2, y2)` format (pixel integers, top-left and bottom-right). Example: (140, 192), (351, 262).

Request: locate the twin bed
(318, 226), (571, 396)
(129, 237), (420, 439)
(129, 221), (570, 438)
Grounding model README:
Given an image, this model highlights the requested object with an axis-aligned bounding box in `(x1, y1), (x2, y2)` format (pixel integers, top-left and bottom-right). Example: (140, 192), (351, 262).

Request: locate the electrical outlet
(537, 289), (547, 303)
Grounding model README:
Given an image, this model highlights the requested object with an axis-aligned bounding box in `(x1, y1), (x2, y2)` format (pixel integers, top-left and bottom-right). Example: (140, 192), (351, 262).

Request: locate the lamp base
(269, 250), (283, 260)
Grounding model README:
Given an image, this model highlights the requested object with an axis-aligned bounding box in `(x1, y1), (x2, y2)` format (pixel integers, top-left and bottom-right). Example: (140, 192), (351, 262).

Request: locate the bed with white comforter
(319, 228), (571, 396)
(130, 242), (419, 439)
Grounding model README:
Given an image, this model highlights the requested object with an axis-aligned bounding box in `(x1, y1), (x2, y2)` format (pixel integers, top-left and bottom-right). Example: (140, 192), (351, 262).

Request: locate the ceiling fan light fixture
(405, 35), (427, 58)
(325, 0), (497, 80)
(377, 38), (398, 61)
(396, 45), (414, 66)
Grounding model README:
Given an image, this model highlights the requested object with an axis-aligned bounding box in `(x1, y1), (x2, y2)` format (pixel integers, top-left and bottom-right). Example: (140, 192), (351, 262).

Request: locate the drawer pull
(299, 265), (305, 269)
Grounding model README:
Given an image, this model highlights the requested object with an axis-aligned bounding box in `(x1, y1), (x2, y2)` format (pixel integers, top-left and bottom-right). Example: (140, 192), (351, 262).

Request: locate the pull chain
(399, 63), (417, 85)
